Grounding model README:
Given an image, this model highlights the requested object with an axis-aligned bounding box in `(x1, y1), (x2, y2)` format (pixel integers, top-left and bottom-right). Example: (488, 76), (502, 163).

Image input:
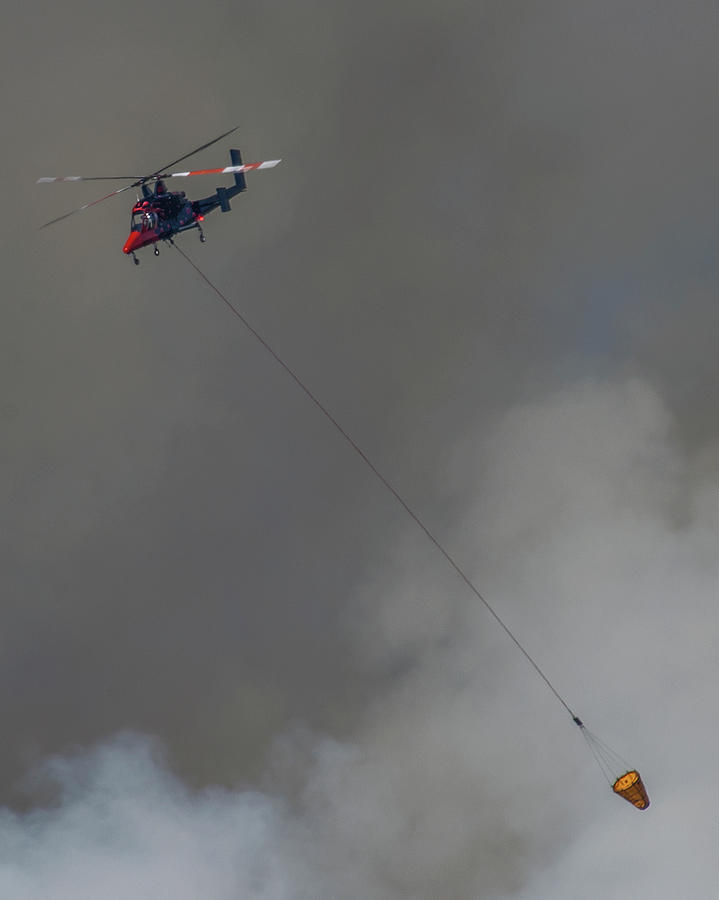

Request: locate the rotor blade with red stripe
(160, 160), (282, 179)
(148, 125), (240, 178)
(36, 127), (242, 186)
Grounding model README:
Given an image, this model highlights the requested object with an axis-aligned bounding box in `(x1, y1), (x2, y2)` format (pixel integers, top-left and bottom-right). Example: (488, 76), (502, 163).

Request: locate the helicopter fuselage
(122, 146), (252, 261)
(123, 189), (202, 256)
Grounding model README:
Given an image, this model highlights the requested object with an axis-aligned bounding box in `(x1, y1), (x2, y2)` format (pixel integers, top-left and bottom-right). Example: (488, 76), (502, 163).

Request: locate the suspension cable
(580, 726), (631, 783)
(173, 242), (584, 727)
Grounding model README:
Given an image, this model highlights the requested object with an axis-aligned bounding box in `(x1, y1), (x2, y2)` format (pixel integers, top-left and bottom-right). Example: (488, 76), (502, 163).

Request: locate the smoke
(3, 377), (718, 898)
(0, 734), (289, 900)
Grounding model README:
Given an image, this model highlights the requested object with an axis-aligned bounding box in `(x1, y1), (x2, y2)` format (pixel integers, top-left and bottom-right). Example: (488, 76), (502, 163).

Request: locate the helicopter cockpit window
(131, 210), (158, 231)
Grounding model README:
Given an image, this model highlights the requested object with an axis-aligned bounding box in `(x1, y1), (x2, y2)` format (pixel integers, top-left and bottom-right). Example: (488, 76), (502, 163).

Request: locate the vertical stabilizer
(229, 149), (247, 192)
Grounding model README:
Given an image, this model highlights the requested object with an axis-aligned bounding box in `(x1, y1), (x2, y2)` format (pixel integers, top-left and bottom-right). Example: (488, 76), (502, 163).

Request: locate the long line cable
(173, 241), (584, 728)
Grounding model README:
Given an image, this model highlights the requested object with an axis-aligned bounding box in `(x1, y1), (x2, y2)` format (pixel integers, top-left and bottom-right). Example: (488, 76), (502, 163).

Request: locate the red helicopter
(37, 126), (280, 264)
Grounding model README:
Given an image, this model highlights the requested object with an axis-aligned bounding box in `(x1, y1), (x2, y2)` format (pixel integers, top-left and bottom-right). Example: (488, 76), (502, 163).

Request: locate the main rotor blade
(37, 175), (144, 183)
(159, 159), (282, 179)
(38, 183), (138, 229)
(148, 125), (240, 180)
(37, 126), (240, 188)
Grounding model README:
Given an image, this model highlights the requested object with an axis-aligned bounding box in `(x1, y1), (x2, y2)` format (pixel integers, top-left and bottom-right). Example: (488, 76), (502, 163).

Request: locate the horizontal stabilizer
(217, 186), (231, 212)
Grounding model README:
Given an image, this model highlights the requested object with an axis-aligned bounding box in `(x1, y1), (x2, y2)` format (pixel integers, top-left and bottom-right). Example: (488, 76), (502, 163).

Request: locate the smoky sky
(2, 0), (719, 896)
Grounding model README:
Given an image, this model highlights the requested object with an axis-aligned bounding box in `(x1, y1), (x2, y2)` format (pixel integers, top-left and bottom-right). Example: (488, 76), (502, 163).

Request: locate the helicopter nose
(123, 231), (141, 255)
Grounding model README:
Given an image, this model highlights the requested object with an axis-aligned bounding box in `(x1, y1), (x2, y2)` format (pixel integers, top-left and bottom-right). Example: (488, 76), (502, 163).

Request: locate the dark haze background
(2, 1), (719, 896)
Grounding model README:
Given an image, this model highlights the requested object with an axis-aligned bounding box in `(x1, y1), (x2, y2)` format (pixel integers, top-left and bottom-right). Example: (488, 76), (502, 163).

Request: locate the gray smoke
(3, 379), (719, 897)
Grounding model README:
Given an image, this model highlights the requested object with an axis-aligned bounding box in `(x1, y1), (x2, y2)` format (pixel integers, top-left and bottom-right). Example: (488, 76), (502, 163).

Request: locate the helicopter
(37, 126), (280, 264)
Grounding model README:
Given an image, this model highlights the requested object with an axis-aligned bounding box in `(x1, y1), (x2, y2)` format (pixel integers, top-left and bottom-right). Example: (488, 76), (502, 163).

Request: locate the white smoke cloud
(3, 378), (718, 898)
(0, 734), (291, 900)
